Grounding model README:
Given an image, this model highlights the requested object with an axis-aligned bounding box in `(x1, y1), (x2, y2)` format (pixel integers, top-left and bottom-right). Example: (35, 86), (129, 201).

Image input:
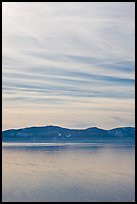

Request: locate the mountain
(2, 126), (135, 144)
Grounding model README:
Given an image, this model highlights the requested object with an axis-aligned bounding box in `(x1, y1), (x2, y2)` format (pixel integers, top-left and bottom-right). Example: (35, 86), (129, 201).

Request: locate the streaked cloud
(2, 2), (135, 130)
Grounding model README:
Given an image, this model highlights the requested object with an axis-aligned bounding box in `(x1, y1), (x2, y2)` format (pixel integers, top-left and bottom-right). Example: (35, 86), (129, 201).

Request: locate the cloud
(2, 2), (135, 130)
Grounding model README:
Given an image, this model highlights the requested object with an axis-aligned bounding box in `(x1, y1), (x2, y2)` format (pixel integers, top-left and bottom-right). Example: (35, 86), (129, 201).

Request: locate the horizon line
(2, 125), (135, 132)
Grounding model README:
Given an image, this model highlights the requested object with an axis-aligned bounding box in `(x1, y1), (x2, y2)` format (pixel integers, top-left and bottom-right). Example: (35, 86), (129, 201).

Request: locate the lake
(2, 143), (135, 202)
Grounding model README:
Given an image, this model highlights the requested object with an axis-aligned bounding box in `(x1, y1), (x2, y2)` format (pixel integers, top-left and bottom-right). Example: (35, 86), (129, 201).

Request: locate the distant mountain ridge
(2, 125), (135, 144)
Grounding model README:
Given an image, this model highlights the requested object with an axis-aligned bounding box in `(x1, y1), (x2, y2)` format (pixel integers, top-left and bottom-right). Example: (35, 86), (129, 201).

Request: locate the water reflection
(2, 143), (135, 202)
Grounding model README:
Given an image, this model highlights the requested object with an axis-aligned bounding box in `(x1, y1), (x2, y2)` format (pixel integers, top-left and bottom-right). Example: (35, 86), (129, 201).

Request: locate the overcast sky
(2, 2), (135, 130)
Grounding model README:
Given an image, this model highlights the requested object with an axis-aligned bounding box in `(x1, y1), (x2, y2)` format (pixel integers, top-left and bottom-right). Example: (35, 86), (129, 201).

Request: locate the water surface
(2, 143), (135, 202)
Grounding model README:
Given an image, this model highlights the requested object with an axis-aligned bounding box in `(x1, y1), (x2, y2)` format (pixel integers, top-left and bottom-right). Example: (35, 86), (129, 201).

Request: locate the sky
(2, 2), (135, 130)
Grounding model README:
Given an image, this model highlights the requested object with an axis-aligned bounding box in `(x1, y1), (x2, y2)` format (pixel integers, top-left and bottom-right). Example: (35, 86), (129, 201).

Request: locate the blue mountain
(2, 126), (135, 144)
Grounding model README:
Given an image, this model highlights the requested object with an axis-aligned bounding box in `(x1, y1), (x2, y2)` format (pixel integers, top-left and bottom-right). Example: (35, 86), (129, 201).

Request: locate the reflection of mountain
(2, 126), (135, 144)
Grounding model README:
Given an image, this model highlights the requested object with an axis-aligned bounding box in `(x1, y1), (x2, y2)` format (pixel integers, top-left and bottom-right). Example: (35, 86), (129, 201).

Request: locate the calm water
(2, 143), (135, 202)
